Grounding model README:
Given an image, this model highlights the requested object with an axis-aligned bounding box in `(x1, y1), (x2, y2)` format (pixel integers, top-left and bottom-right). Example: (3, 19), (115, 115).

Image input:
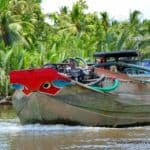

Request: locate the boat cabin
(94, 50), (150, 75)
(94, 50), (138, 63)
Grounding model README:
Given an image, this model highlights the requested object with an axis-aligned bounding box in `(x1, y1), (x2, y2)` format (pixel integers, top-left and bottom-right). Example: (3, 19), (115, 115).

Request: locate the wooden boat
(10, 64), (150, 127)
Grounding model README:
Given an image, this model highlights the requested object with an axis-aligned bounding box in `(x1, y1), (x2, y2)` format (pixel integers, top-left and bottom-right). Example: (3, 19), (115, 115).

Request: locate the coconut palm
(0, 0), (41, 47)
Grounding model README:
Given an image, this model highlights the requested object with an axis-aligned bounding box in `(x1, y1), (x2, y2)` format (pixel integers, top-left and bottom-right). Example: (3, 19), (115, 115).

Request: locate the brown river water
(0, 105), (150, 150)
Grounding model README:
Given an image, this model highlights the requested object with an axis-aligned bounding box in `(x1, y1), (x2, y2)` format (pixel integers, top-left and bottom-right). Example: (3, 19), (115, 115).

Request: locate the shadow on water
(0, 105), (150, 150)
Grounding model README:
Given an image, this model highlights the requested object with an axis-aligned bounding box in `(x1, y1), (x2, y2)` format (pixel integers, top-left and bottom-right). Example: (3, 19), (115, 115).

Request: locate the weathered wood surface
(95, 68), (150, 95)
(94, 68), (140, 81)
(12, 82), (150, 127)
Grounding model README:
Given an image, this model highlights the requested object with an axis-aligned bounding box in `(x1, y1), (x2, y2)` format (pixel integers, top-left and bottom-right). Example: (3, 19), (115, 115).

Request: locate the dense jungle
(0, 0), (150, 98)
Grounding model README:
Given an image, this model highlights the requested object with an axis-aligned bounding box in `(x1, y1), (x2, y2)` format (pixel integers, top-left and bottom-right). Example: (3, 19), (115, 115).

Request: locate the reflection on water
(0, 105), (150, 150)
(0, 105), (16, 119)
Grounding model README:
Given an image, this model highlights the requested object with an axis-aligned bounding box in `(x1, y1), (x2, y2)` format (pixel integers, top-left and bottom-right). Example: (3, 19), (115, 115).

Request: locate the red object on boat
(10, 68), (69, 95)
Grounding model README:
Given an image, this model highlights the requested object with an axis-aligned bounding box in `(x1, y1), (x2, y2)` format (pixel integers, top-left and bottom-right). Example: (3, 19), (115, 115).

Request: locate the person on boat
(100, 57), (107, 64)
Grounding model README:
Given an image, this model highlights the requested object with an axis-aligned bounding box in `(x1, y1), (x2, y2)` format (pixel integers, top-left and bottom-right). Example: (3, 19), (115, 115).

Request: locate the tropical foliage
(0, 0), (150, 97)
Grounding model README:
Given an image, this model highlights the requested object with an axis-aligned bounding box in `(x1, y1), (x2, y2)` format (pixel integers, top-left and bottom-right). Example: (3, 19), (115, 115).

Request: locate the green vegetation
(0, 0), (150, 97)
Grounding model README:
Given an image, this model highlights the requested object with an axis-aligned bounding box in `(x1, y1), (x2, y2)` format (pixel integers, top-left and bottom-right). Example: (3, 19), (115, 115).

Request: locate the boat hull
(12, 83), (150, 127)
(95, 68), (150, 95)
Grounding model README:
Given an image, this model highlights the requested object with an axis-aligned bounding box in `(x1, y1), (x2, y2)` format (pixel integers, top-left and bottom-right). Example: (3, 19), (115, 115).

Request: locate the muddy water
(0, 105), (150, 150)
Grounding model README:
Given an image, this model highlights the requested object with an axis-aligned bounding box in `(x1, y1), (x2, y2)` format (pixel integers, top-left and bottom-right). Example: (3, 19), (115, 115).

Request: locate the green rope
(89, 79), (119, 92)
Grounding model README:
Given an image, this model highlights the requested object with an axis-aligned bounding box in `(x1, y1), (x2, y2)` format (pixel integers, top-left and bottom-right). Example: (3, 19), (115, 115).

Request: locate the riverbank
(0, 96), (12, 105)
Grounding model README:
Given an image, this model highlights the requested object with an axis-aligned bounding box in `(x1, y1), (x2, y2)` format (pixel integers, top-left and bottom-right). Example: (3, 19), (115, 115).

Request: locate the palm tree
(0, 0), (40, 47)
(129, 10), (141, 25)
(100, 12), (110, 32)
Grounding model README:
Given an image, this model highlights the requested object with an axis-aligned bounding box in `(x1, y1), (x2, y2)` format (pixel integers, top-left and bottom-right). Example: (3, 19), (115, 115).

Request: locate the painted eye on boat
(42, 82), (51, 89)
